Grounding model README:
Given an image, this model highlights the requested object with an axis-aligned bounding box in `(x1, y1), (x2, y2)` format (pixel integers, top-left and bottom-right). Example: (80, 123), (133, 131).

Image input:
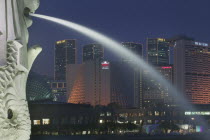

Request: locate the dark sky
(29, 0), (210, 77)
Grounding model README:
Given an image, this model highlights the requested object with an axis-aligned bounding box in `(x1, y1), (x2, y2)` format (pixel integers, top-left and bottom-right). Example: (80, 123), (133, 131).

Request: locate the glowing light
(195, 42), (208, 47)
(42, 118), (50, 125)
(161, 66), (172, 69)
(56, 40), (66, 44)
(33, 120), (41, 125)
(101, 61), (110, 69)
(99, 120), (103, 123)
(196, 126), (203, 132)
(157, 38), (165, 42)
(185, 111), (210, 116)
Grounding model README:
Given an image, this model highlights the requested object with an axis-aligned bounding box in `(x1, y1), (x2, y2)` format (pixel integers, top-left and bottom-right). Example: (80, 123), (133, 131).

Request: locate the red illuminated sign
(161, 66), (172, 69)
(101, 61), (110, 69)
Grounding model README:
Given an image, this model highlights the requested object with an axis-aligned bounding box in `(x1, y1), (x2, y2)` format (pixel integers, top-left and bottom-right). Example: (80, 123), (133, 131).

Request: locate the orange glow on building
(66, 62), (110, 106)
(174, 40), (210, 104)
(68, 65), (85, 104)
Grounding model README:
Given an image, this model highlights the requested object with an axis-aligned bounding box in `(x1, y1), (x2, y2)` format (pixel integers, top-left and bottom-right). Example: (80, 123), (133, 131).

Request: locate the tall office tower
(109, 42), (143, 108)
(174, 40), (210, 104)
(66, 61), (110, 106)
(143, 66), (174, 107)
(123, 42), (143, 108)
(166, 35), (195, 65)
(147, 38), (170, 66)
(121, 42), (143, 62)
(143, 38), (172, 107)
(54, 39), (77, 80)
(110, 62), (134, 108)
(83, 44), (104, 63)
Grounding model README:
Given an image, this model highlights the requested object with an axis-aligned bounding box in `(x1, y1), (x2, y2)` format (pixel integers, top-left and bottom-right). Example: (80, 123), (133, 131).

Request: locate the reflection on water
(31, 135), (201, 140)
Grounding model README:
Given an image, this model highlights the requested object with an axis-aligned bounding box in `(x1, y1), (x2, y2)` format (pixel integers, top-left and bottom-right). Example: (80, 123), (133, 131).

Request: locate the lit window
(99, 120), (104, 124)
(140, 120), (143, 124)
(100, 113), (105, 116)
(33, 120), (41, 125)
(107, 112), (111, 116)
(155, 111), (160, 116)
(42, 118), (50, 125)
(147, 120), (152, 124)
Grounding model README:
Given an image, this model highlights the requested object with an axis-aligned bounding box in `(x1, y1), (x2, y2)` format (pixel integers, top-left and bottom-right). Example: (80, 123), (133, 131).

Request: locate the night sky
(29, 0), (210, 77)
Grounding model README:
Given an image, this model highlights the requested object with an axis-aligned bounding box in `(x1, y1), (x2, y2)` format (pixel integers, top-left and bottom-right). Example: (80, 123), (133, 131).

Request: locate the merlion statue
(0, 0), (41, 140)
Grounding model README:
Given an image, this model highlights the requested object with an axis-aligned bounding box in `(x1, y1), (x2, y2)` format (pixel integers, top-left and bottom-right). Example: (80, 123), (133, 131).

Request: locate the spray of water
(31, 13), (209, 136)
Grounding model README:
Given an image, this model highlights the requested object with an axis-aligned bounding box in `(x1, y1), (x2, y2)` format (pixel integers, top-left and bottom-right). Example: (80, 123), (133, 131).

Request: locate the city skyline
(29, 0), (210, 76)
(1, 0), (210, 139)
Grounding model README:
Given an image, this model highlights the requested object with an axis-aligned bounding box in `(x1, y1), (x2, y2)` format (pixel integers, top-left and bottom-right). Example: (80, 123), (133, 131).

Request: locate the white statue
(0, 0), (41, 140)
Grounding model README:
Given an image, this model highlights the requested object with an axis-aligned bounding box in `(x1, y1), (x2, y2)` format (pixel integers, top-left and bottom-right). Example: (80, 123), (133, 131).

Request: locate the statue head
(14, 0), (40, 68)
(23, 0), (40, 28)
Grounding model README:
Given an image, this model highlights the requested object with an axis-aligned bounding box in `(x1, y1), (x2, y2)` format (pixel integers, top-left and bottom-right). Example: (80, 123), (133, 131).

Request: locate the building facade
(123, 42), (143, 108)
(121, 42), (143, 62)
(144, 38), (173, 107)
(110, 62), (134, 108)
(110, 42), (143, 108)
(51, 81), (67, 102)
(83, 44), (104, 63)
(29, 102), (210, 135)
(147, 38), (170, 66)
(174, 40), (210, 104)
(66, 61), (110, 106)
(143, 66), (174, 107)
(54, 39), (77, 81)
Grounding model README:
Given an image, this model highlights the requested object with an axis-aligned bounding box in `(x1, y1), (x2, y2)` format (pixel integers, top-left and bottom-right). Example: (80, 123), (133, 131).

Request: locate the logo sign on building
(101, 61), (110, 69)
(161, 66), (172, 69)
(195, 42), (208, 47)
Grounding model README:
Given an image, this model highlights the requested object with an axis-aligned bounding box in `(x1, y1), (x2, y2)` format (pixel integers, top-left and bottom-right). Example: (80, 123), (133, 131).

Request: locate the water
(30, 13), (209, 139)
(30, 135), (202, 140)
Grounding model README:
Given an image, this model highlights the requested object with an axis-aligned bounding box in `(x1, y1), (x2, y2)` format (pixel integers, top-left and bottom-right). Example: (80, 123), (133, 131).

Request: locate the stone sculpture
(0, 0), (41, 139)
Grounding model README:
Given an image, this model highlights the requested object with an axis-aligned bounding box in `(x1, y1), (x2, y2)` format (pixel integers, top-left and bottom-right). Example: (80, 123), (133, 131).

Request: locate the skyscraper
(54, 39), (77, 80)
(123, 42), (143, 108)
(174, 40), (210, 104)
(144, 38), (173, 107)
(147, 38), (170, 66)
(121, 42), (143, 62)
(143, 66), (174, 107)
(53, 39), (76, 103)
(110, 42), (143, 108)
(110, 62), (134, 108)
(83, 44), (104, 63)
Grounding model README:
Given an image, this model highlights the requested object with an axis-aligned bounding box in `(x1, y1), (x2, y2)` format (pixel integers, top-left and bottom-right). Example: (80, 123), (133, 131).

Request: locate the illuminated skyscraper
(83, 44), (104, 63)
(143, 66), (174, 107)
(174, 40), (210, 104)
(147, 38), (170, 66)
(143, 38), (173, 107)
(54, 39), (77, 80)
